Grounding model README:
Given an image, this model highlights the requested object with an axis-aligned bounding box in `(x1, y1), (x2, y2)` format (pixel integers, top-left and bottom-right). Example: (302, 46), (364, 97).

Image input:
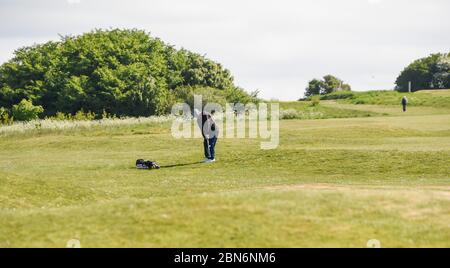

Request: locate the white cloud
(67, 0), (81, 5)
(368, 0), (383, 4)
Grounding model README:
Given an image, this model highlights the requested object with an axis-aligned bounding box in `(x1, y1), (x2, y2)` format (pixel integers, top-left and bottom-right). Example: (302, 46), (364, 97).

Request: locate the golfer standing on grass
(194, 108), (218, 163)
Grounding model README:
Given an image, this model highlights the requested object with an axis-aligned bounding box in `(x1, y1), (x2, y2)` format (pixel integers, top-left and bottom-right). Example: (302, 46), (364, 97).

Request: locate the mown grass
(1, 100), (449, 247)
(1, 186), (448, 247)
(280, 101), (383, 120)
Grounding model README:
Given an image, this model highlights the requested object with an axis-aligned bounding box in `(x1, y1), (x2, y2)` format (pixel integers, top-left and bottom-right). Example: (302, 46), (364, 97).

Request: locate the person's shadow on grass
(161, 162), (200, 169)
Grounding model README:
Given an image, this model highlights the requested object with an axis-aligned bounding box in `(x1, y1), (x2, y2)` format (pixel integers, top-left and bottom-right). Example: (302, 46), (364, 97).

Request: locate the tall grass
(0, 115), (175, 136)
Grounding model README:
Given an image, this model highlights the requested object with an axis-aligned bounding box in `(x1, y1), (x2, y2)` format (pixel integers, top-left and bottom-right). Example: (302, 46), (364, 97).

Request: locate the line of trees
(303, 52), (449, 97)
(0, 29), (257, 122)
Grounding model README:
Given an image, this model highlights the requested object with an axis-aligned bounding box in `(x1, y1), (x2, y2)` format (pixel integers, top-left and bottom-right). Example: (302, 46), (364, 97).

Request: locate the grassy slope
(319, 89), (450, 108)
(0, 92), (449, 247)
(280, 101), (384, 119)
(286, 89), (450, 119)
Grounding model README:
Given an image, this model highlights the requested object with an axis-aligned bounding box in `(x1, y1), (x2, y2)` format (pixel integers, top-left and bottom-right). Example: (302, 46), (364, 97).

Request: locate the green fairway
(0, 100), (449, 247)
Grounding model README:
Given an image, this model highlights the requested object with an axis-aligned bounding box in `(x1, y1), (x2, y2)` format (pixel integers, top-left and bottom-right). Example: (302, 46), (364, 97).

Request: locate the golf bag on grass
(136, 159), (160, 170)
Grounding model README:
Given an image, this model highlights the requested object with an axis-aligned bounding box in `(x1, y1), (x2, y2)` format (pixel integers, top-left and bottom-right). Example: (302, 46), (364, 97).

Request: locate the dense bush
(11, 99), (44, 121)
(395, 53), (450, 92)
(318, 90), (355, 100)
(0, 29), (254, 118)
(172, 86), (259, 110)
(0, 107), (13, 124)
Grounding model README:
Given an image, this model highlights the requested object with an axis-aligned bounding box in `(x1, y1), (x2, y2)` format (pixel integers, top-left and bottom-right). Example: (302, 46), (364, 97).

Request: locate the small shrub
(74, 109), (96, 121)
(0, 107), (13, 125)
(49, 110), (105, 121)
(310, 96), (320, 106)
(320, 91), (355, 100)
(101, 109), (117, 119)
(53, 112), (72, 121)
(102, 109), (109, 119)
(11, 99), (44, 121)
(281, 109), (300, 120)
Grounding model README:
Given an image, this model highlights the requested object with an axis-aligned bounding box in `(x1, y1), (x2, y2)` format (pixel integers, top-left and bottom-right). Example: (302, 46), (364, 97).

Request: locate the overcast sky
(0, 0), (449, 100)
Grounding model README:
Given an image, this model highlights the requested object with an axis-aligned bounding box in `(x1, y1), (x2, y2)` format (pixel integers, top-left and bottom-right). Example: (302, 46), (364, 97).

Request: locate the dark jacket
(401, 97), (408, 105)
(195, 110), (219, 139)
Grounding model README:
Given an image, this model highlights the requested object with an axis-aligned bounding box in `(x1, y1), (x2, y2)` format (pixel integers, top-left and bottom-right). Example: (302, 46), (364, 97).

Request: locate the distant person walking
(401, 96), (408, 112)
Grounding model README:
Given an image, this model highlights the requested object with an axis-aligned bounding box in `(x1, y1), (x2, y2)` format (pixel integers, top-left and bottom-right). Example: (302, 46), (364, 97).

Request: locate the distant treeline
(0, 29), (257, 121)
(304, 53), (449, 98)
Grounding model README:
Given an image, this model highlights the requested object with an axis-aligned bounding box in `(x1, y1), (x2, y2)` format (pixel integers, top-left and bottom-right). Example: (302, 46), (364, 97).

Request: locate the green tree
(395, 53), (450, 92)
(305, 75), (351, 97)
(432, 54), (450, 88)
(0, 29), (247, 117)
(305, 79), (325, 97)
(323, 75), (341, 94)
